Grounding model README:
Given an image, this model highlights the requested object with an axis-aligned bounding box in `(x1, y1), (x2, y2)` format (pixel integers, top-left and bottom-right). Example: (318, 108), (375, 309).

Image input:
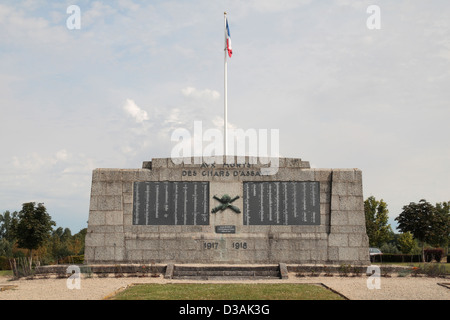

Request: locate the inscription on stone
(215, 225), (236, 234)
(243, 181), (320, 225)
(133, 181), (209, 225)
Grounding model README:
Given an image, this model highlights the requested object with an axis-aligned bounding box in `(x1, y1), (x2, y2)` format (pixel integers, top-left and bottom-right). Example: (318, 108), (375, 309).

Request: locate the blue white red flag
(226, 18), (232, 58)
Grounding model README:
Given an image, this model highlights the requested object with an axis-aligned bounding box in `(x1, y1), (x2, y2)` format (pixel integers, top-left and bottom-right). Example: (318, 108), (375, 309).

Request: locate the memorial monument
(84, 156), (370, 265)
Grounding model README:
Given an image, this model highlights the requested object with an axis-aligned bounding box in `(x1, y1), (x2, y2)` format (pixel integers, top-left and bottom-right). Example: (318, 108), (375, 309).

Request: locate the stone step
(170, 265), (282, 280)
(174, 270), (280, 277)
(173, 276), (280, 280)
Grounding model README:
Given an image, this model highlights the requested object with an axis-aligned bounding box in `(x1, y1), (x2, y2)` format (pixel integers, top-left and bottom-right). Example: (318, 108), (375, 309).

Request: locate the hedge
(371, 254), (423, 263)
(424, 248), (444, 262)
(58, 255), (84, 264)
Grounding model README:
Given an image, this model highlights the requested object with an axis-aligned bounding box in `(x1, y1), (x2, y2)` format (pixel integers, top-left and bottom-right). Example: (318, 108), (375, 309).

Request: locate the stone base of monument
(34, 263), (283, 279)
(35, 263), (388, 279)
(84, 157), (370, 266)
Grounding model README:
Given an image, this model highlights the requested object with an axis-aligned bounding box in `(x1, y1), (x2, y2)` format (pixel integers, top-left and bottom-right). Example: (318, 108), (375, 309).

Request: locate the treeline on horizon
(0, 197), (449, 268)
(0, 202), (85, 267)
(364, 197), (449, 257)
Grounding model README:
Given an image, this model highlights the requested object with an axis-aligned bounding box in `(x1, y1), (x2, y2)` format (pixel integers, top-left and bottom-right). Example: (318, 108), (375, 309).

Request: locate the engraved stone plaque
(215, 225), (236, 234)
(133, 181), (209, 225)
(243, 181), (320, 225)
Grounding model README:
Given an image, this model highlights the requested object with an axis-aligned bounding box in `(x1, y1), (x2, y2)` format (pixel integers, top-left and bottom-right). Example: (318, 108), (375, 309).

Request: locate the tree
(432, 202), (450, 250)
(15, 202), (55, 267)
(0, 210), (19, 242)
(70, 228), (87, 255)
(396, 200), (434, 243)
(48, 227), (87, 262)
(397, 232), (415, 254)
(49, 227), (75, 260)
(0, 210), (19, 257)
(364, 196), (393, 247)
(397, 199), (449, 247)
(395, 199), (450, 260)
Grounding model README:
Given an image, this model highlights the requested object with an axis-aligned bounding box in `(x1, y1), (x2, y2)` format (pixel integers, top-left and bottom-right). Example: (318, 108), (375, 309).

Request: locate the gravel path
(0, 274), (449, 300)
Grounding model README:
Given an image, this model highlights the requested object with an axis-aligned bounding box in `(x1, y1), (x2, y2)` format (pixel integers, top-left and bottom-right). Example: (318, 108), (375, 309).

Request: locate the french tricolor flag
(226, 18), (232, 58)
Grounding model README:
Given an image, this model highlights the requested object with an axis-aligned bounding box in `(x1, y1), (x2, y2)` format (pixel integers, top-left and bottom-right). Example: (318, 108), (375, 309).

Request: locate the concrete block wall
(84, 157), (370, 265)
(327, 169), (369, 263)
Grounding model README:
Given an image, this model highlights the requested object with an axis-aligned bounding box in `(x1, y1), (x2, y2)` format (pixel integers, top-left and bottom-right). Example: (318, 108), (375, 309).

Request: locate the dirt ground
(0, 273), (449, 300)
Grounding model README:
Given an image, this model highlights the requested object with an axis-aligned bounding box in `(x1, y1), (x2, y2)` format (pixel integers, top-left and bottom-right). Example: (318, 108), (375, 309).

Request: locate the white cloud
(55, 149), (69, 161)
(0, 3), (69, 46)
(2, 148), (96, 231)
(164, 108), (184, 126)
(82, 1), (117, 27)
(181, 87), (220, 100)
(117, 0), (141, 12)
(243, 0), (312, 13)
(212, 116), (224, 128)
(334, 0), (368, 9)
(212, 116), (237, 130)
(123, 99), (149, 123)
(10, 149), (93, 175)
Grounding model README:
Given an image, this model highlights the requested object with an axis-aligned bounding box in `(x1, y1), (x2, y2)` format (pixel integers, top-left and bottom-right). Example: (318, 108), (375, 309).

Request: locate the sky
(1, 0), (449, 233)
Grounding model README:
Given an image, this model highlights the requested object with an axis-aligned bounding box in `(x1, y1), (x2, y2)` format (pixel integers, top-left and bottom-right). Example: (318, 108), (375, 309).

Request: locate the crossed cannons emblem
(211, 194), (241, 214)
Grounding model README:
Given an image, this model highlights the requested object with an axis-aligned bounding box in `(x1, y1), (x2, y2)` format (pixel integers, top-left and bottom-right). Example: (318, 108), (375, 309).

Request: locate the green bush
(0, 256), (11, 270)
(424, 248), (444, 262)
(338, 264), (352, 277)
(58, 255), (84, 264)
(71, 255), (84, 264)
(421, 264), (447, 278)
(372, 254), (422, 263)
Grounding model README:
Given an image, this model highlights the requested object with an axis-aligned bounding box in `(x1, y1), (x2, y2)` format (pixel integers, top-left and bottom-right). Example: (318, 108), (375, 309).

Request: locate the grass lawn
(0, 270), (12, 277)
(111, 283), (345, 300)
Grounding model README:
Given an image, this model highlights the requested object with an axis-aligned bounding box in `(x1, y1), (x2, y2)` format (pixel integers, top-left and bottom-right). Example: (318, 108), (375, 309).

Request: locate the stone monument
(84, 157), (370, 265)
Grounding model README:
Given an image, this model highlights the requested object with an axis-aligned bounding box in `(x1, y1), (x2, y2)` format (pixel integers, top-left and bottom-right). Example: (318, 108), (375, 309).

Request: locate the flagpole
(224, 12), (228, 156)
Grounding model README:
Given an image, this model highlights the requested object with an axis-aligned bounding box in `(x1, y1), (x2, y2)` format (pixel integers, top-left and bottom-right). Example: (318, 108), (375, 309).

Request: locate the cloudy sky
(1, 0), (449, 233)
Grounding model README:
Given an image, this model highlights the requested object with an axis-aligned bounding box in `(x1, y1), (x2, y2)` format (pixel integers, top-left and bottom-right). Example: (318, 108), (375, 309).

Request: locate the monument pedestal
(85, 157), (370, 265)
